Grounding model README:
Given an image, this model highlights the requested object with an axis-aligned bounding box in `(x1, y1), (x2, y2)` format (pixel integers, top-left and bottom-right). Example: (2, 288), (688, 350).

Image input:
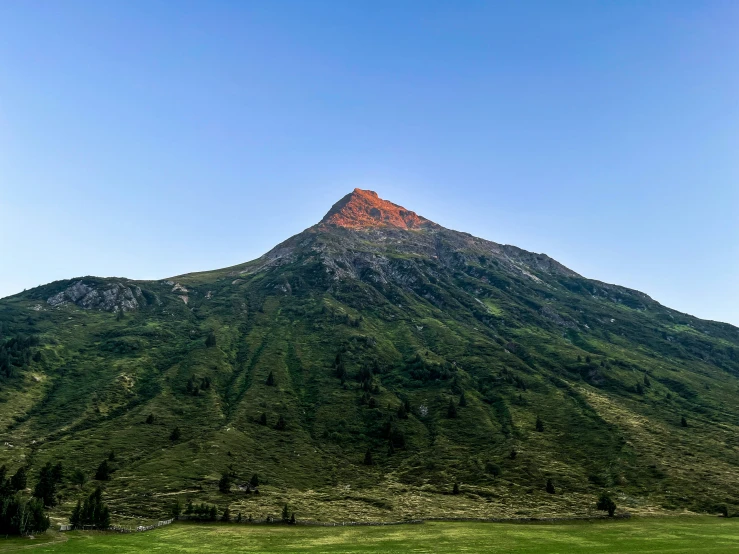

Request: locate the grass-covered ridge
(1, 191), (739, 526)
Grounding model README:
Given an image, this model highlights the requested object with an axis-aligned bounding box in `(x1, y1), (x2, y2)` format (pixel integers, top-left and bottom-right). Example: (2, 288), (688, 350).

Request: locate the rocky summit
(2, 190), (739, 524)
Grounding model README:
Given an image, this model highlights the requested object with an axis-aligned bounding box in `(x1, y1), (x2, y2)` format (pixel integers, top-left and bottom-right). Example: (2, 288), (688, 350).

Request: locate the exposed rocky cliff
(47, 280), (142, 312)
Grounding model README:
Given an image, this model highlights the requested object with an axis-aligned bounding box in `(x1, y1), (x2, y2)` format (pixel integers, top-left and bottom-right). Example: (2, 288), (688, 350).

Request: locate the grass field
(2, 517), (739, 553)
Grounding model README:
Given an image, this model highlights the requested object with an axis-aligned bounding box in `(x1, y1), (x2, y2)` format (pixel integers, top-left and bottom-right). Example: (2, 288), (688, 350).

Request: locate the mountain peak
(320, 188), (435, 230)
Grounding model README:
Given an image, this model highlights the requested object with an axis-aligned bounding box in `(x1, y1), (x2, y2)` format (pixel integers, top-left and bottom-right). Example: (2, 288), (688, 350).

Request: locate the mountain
(2, 189), (739, 523)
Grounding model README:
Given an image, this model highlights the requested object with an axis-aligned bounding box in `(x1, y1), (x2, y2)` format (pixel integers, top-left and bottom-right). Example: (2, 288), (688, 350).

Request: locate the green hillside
(2, 189), (739, 526)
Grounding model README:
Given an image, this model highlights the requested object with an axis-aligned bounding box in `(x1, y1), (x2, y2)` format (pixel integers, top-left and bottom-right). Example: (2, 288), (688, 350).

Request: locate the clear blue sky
(1, 1), (737, 325)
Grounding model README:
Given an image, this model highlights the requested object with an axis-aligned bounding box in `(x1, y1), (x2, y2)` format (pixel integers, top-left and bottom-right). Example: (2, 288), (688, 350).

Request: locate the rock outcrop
(47, 280), (142, 312)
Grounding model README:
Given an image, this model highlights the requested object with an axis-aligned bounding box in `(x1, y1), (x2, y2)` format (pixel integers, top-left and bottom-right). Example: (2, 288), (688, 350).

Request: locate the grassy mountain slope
(1, 189), (739, 524)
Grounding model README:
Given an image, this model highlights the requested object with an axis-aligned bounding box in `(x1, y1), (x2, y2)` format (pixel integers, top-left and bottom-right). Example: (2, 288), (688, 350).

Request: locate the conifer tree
(221, 507), (231, 522)
(145, 413), (155, 424)
(34, 461), (62, 506)
(205, 330), (217, 348)
(546, 478), (555, 494)
(536, 416), (544, 432)
(266, 371), (275, 386)
(364, 449), (373, 466)
(95, 460), (111, 481)
(275, 414), (287, 431)
(259, 412), (268, 426)
(10, 466), (27, 491)
(250, 474), (259, 488)
(219, 472), (232, 493)
(681, 416), (688, 427)
(170, 427), (181, 441)
(282, 503), (290, 522)
(70, 500), (82, 528)
(452, 482), (460, 495)
(459, 392), (467, 407)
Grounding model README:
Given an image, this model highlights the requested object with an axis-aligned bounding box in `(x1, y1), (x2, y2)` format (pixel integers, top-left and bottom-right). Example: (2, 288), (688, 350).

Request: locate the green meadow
(3, 517), (739, 553)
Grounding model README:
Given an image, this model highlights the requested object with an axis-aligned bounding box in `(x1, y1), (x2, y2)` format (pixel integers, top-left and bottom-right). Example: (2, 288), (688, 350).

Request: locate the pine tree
(282, 503), (289, 522)
(266, 371), (275, 386)
(250, 473), (259, 488)
(221, 507), (231, 522)
(95, 460), (111, 481)
(259, 412), (268, 426)
(33, 462), (60, 506)
(219, 472), (232, 493)
(509, 448), (518, 460)
(546, 478), (555, 494)
(70, 500), (82, 529)
(452, 482), (460, 495)
(145, 413), (155, 424)
(363, 449), (373, 466)
(209, 506), (218, 521)
(290, 513), (296, 524)
(275, 415), (287, 431)
(108, 450), (116, 462)
(76, 487), (110, 529)
(10, 466), (27, 491)
(170, 427), (181, 441)
(536, 416), (544, 432)
(171, 499), (181, 519)
(459, 392), (467, 407)
(681, 416), (688, 427)
(99, 505), (111, 529)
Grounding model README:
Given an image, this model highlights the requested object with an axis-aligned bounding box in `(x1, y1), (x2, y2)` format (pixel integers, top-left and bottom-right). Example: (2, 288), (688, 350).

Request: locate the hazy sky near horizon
(1, 1), (738, 325)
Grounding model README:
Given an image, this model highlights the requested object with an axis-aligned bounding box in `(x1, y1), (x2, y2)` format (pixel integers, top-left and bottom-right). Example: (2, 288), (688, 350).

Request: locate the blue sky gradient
(1, 1), (737, 324)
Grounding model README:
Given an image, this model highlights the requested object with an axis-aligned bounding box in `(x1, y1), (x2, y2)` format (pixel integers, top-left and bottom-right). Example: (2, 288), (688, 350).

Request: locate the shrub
(205, 331), (217, 348)
(447, 399), (457, 418)
(275, 415), (287, 431)
(597, 492), (617, 516)
(485, 462), (501, 477)
(546, 478), (555, 494)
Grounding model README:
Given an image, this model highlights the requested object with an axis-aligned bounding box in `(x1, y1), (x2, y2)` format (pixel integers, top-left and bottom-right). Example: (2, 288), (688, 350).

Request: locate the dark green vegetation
(4, 518), (739, 553)
(1, 189), (739, 527)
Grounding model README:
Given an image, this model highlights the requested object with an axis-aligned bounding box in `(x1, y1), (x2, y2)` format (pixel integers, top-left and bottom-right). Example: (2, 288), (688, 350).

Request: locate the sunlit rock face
(47, 280), (142, 312)
(320, 188), (437, 230)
